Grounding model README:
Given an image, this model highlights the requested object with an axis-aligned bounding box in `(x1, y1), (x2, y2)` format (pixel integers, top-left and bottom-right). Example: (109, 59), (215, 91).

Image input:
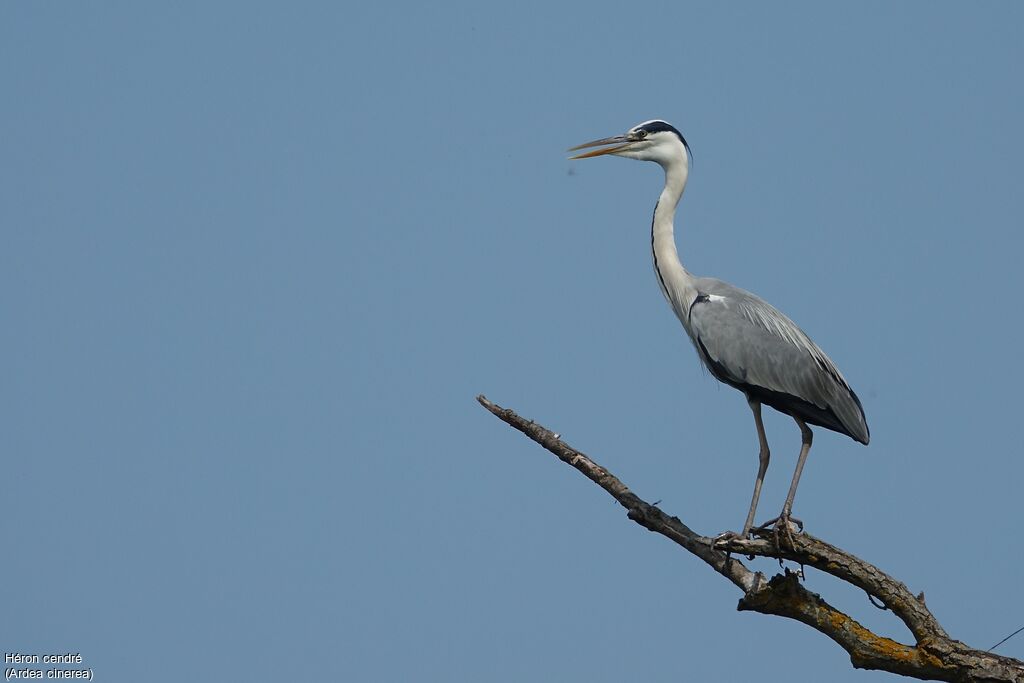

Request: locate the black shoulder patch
(687, 292), (710, 321)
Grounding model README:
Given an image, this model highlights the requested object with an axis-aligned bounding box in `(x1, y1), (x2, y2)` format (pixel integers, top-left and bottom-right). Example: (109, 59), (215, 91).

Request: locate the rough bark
(477, 395), (1023, 682)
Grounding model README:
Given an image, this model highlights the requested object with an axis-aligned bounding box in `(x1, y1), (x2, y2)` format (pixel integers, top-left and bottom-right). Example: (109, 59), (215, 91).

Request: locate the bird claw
(712, 529), (747, 546)
(754, 514), (803, 533)
(755, 513), (803, 549)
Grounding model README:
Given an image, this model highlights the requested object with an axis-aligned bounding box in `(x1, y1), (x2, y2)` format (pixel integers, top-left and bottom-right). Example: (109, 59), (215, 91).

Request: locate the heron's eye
(635, 130), (648, 140)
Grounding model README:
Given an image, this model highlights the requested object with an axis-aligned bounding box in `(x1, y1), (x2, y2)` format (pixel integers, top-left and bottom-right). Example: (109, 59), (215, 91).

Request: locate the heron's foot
(755, 513), (803, 549)
(755, 514), (803, 533)
(711, 529), (748, 547)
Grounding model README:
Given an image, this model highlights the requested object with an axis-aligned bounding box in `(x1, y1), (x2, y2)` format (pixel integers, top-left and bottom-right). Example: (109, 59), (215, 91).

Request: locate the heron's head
(569, 120), (691, 168)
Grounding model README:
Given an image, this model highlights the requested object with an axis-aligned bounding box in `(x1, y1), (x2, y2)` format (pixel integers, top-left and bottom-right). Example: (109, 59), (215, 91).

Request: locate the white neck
(651, 155), (697, 324)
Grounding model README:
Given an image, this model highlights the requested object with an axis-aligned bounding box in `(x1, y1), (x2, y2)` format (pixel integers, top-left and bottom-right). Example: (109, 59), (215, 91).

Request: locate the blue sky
(3, 2), (1022, 681)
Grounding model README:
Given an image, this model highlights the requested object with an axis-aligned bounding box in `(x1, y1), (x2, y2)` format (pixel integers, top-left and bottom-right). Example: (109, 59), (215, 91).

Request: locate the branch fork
(477, 395), (1023, 682)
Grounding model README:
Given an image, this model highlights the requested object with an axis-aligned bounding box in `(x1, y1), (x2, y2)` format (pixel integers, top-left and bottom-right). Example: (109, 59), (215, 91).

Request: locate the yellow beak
(567, 135), (634, 160)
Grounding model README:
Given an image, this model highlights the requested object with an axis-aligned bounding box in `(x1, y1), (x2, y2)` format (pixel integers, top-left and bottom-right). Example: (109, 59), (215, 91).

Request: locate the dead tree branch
(477, 395), (1024, 682)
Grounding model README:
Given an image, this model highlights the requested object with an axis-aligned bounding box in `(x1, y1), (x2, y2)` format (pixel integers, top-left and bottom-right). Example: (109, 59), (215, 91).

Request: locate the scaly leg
(759, 416), (813, 547)
(741, 398), (771, 538)
(782, 416), (813, 520)
(715, 397), (770, 546)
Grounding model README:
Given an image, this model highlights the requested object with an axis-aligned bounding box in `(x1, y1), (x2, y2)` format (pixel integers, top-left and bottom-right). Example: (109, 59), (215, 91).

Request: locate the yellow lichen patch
(869, 635), (917, 662)
(824, 606), (917, 661)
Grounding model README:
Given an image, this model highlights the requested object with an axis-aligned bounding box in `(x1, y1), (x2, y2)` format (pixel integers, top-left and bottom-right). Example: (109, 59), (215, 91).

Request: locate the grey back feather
(684, 278), (869, 444)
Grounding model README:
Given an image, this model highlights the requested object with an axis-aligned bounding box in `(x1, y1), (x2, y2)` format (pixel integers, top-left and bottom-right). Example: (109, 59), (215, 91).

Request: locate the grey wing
(687, 280), (869, 444)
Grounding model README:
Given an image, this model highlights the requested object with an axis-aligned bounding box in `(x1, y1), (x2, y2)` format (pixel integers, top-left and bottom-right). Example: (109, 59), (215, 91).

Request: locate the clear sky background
(4, 2), (1023, 681)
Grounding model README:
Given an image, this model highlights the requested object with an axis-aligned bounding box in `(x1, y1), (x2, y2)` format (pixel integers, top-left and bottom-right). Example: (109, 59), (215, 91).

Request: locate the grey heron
(569, 120), (869, 541)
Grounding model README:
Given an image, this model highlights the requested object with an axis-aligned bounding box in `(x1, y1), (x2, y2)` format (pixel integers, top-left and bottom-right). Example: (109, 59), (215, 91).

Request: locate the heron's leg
(740, 398), (770, 538)
(781, 416), (813, 521)
(715, 398), (771, 547)
(759, 417), (813, 548)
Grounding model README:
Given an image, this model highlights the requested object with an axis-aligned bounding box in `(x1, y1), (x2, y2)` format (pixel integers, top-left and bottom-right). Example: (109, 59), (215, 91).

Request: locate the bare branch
(718, 532), (946, 643)
(475, 394), (760, 593)
(478, 395), (1024, 682)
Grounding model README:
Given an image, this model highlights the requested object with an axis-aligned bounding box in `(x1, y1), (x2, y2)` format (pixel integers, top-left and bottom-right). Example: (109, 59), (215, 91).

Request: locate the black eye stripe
(636, 121), (692, 162)
(639, 120), (678, 135)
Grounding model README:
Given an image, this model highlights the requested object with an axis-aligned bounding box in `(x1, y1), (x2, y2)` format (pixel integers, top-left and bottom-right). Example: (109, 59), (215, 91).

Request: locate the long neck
(651, 158), (697, 323)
